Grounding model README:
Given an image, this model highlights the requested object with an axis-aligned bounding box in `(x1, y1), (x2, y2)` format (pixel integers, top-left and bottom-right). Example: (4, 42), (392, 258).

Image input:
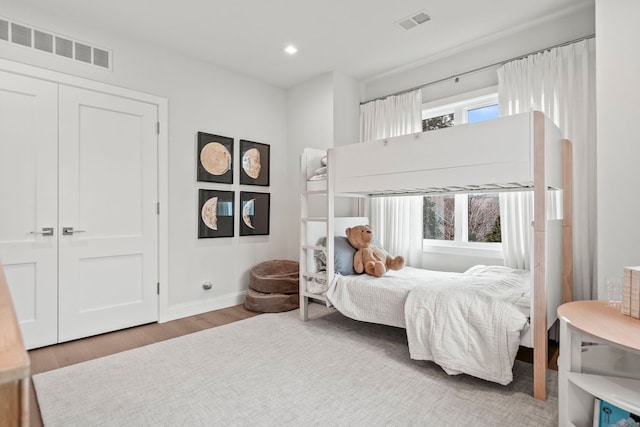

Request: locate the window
(467, 193), (501, 242)
(423, 193), (501, 244)
(423, 194), (454, 240)
(467, 104), (499, 124)
(422, 113), (454, 132)
(422, 89), (501, 249)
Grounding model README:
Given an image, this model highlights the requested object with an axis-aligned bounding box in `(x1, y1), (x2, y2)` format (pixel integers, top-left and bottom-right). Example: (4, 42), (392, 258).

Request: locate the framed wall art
(197, 132), (233, 184)
(239, 191), (270, 236)
(198, 189), (234, 238)
(239, 139), (270, 186)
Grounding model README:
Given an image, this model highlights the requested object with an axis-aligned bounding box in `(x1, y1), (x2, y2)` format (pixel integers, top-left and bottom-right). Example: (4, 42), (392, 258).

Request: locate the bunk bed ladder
(299, 149), (331, 321)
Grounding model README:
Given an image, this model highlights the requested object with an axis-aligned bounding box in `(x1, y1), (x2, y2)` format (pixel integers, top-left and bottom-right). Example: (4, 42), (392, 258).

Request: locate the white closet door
(0, 71), (59, 349)
(58, 86), (158, 342)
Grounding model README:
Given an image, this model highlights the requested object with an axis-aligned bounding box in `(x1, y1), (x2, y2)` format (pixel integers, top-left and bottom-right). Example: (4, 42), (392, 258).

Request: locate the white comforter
(327, 266), (530, 385)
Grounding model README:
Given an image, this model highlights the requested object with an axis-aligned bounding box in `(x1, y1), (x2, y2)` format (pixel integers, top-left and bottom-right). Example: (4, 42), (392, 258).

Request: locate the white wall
(331, 72), (361, 224)
(285, 72), (361, 260)
(1, 3), (288, 319)
(285, 73), (334, 259)
(333, 72), (361, 147)
(595, 0), (640, 298)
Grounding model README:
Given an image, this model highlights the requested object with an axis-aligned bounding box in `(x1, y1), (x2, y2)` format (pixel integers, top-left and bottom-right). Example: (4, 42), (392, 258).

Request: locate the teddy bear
(344, 225), (405, 277)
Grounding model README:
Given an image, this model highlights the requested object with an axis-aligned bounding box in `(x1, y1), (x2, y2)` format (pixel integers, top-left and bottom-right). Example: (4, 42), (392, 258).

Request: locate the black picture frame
(197, 132), (233, 184)
(239, 191), (270, 236)
(198, 189), (234, 238)
(239, 140), (270, 186)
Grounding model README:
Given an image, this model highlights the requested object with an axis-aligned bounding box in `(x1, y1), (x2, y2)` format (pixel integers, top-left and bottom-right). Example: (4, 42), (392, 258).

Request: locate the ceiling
(14, 0), (591, 88)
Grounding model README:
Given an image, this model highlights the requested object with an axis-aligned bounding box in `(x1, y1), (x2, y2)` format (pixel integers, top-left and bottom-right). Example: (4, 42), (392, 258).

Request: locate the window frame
(421, 86), (502, 256)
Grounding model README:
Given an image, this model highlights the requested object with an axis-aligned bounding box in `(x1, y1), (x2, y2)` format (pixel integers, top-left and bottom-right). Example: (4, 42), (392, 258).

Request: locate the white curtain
(498, 38), (596, 300)
(360, 90), (423, 142)
(499, 191), (561, 270)
(360, 90), (424, 267)
(499, 192), (533, 270)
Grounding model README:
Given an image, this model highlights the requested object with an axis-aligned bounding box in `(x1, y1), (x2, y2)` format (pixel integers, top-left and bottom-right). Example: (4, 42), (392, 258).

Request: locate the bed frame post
(532, 111), (548, 401)
(326, 149), (336, 297)
(299, 151), (310, 321)
(562, 139), (573, 303)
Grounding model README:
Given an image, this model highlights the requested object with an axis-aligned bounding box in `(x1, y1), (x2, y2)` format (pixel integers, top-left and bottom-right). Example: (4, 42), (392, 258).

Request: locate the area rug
(33, 305), (558, 426)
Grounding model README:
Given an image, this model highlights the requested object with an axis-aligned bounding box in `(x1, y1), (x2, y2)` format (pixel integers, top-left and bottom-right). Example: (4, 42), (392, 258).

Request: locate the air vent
(0, 19), (9, 41)
(11, 23), (31, 47)
(395, 9), (431, 31)
(398, 19), (417, 30)
(0, 16), (112, 70)
(55, 36), (73, 58)
(93, 47), (110, 68)
(74, 42), (91, 63)
(34, 30), (53, 53)
(412, 12), (430, 24)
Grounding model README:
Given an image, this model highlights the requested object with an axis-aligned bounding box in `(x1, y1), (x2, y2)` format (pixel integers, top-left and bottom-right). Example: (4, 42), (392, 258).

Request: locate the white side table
(558, 300), (640, 426)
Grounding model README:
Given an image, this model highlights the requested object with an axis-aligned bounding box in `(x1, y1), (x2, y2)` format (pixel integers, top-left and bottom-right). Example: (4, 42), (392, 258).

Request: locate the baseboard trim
(161, 291), (247, 322)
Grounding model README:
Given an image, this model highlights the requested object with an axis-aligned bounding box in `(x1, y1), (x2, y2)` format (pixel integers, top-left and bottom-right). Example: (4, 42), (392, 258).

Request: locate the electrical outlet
(202, 281), (213, 291)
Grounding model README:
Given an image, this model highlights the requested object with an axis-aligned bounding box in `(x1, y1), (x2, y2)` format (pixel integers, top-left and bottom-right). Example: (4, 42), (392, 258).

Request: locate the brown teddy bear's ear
(345, 227), (351, 236)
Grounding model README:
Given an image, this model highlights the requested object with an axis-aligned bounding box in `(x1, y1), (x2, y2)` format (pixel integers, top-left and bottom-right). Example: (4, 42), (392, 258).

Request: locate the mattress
(326, 265), (532, 329)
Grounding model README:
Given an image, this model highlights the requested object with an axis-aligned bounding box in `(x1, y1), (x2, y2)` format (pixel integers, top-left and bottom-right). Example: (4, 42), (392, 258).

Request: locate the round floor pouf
(245, 260), (299, 313)
(248, 259), (299, 294)
(244, 288), (299, 313)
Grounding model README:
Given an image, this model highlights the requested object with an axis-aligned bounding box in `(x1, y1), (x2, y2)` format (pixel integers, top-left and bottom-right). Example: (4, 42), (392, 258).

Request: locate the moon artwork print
(239, 191), (270, 236)
(200, 143), (231, 176)
(197, 132), (234, 184)
(239, 140), (269, 186)
(201, 197), (218, 230)
(242, 198), (255, 229)
(242, 148), (261, 179)
(198, 189), (234, 238)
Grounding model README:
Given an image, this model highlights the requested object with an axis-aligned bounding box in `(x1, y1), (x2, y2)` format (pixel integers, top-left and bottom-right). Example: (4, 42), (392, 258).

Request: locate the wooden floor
(27, 305), (559, 426)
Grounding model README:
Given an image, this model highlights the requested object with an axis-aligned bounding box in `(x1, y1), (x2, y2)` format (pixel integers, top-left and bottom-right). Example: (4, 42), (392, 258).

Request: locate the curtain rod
(362, 33), (595, 105)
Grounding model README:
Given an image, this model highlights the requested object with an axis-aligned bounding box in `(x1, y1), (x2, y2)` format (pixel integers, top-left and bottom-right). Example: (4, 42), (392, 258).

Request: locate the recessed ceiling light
(284, 45), (298, 55)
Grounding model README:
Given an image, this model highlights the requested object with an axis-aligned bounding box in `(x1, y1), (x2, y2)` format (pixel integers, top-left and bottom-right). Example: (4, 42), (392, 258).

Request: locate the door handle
(29, 227), (54, 237)
(62, 227), (87, 236)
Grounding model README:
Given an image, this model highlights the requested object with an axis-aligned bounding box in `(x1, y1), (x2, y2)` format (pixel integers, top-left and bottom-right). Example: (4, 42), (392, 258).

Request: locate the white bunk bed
(298, 111), (573, 401)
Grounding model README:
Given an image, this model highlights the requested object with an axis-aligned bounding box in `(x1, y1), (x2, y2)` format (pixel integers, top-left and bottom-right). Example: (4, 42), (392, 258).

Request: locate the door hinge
(157, 282), (160, 295)
(156, 122), (160, 135)
(157, 202), (160, 215)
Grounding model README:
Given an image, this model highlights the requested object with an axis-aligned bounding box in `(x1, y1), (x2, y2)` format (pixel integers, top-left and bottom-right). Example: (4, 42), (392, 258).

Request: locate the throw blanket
(326, 267), (465, 328)
(404, 267), (530, 385)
